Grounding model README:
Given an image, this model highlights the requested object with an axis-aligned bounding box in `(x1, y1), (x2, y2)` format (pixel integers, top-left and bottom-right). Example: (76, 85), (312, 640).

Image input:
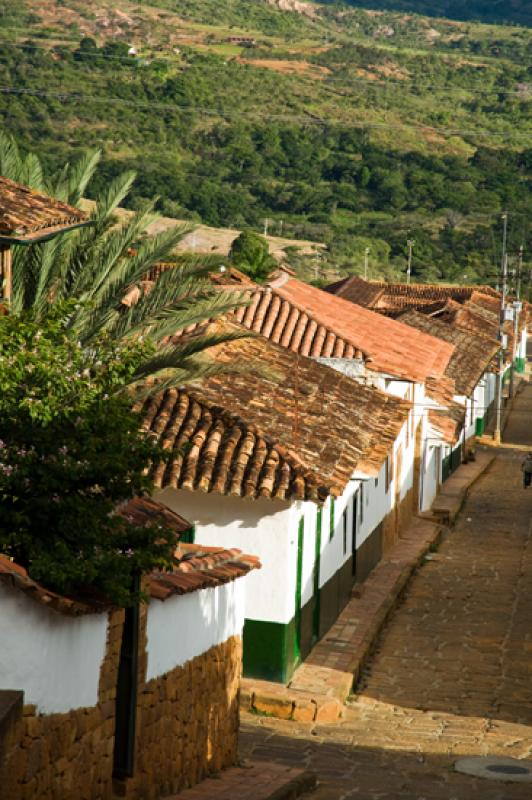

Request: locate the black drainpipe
(113, 573), (140, 780)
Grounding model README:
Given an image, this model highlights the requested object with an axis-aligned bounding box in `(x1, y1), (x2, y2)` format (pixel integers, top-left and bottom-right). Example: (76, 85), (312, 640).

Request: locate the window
(374, 476), (379, 488)
(329, 497), (335, 541)
(359, 483), (364, 525)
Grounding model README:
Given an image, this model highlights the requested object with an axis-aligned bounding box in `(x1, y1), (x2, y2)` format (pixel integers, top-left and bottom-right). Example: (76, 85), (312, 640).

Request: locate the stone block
(253, 694), (294, 720)
(291, 699), (317, 722)
(314, 699), (343, 723)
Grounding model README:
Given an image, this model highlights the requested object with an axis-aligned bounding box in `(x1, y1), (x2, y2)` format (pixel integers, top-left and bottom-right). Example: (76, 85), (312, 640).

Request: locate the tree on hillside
(0, 309), (179, 605)
(229, 229), (277, 283)
(0, 133), (247, 394)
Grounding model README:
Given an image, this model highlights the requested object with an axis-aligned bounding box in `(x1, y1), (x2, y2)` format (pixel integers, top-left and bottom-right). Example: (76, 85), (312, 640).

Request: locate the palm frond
(21, 152), (44, 191)
(0, 131), (23, 181)
(66, 149), (101, 206)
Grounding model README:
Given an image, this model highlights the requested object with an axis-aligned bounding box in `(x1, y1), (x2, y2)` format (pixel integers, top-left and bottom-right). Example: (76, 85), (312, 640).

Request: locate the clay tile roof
(0, 499), (195, 615)
(0, 542), (259, 613)
(226, 284), (369, 362)
(149, 543), (260, 599)
(267, 275), (454, 383)
(428, 406), (465, 445)
(425, 374), (466, 445)
(0, 555), (109, 616)
(118, 497), (192, 536)
(430, 298), (513, 351)
(398, 310), (500, 396)
(140, 325), (411, 502)
(325, 275), (386, 307)
(327, 276), (500, 315)
(0, 176), (88, 241)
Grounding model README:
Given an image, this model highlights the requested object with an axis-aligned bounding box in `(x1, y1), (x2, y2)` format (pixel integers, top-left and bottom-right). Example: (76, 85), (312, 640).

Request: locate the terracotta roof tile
(0, 176), (87, 240)
(227, 285), (368, 361)
(398, 310), (500, 396)
(149, 543), (260, 599)
(0, 499), (195, 615)
(140, 325), (411, 501)
(266, 275), (454, 383)
(0, 542), (259, 613)
(325, 275), (386, 307)
(0, 555), (109, 616)
(328, 277), (499, 309)
(118, 497), (192, 536)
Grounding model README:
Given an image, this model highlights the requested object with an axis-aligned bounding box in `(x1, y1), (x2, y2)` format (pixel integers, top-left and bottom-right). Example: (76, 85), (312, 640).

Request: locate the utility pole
(494, 213), (508, 444)
(406, 239), (415, 285)
(364, 247), (370, 281)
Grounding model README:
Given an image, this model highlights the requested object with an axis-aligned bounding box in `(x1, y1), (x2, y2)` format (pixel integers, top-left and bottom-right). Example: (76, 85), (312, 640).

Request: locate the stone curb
(431, 453), (495, 526)
(266, 771), (317, 799)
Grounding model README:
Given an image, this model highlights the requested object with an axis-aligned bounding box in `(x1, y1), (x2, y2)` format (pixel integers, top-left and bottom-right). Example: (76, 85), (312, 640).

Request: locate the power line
(0, 84), (528, 140)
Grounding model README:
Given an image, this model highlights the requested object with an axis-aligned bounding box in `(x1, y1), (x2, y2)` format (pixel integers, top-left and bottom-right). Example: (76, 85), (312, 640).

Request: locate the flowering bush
(0, 308), (178, 606)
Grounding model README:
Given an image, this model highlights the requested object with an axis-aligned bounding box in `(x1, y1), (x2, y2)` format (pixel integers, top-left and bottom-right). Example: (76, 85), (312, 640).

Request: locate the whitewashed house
(144, 328), (411, 682)
(224, 274), (455, 528)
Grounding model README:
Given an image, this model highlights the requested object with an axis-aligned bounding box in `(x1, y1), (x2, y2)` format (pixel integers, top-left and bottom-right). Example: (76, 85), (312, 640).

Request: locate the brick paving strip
(163, 762), (316, 800)
(241, 452), (494, 724)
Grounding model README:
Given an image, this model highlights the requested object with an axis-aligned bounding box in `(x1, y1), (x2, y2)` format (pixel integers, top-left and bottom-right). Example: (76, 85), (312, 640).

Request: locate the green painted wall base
(243, 618), (297, 683)
(515, 357), (526, 374)
(475, 417), (485, 436)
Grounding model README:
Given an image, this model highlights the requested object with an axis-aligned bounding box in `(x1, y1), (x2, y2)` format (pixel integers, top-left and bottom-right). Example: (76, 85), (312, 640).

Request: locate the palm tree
(0, 133), (248, 392)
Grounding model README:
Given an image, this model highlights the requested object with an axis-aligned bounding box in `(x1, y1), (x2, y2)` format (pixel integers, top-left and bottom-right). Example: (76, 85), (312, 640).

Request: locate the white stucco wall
(146, 579), (245, 681)
(0, 583), (108, 715)
(155, 488), (296, 625)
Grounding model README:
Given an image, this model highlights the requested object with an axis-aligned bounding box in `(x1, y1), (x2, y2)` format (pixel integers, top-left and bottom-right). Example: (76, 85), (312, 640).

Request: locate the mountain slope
(0, 0), (530, 285)
(318, 1), (532, 26)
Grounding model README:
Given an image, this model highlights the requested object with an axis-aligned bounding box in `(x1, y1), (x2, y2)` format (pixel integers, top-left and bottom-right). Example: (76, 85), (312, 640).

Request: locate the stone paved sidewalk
(164, 762), (316, 800)
(240, 382), (532, 799)
(241, 452), (493, 723)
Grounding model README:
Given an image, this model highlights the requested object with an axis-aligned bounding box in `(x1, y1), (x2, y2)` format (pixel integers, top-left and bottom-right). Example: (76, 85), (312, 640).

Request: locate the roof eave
(0, 220), (92, 245)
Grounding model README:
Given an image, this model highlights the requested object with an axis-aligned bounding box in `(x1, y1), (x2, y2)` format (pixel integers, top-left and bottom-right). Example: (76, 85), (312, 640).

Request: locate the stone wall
(1, 605), (242, 800)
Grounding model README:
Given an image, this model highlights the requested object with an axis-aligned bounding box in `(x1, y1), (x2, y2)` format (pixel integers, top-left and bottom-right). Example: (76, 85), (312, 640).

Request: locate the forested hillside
(320, 1), (532, 27)
(0, 0), (530, 284)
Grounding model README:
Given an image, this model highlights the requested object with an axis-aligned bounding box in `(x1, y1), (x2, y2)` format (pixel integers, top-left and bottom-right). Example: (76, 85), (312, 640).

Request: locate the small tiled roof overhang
(0, 176), (88, 243)
(0, 498), (196, 615)
(0, 556), (109, 616)
(0, 545), (259, 614)
(267, 275), (454, 384)
(118, 496), (192, 536)
(428, 406), (465, 445)
(140, 326), (411, 502)
(149, 543), (260, 599)
(399, 310), (500, 397)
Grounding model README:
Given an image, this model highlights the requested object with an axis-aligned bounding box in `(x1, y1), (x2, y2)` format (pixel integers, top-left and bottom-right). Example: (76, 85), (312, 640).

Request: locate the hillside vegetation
(319, 1), (532, 27)
(0, 0), (530, 285)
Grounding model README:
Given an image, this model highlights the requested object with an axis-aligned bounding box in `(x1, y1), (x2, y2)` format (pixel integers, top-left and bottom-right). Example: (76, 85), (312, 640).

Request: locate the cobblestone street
(240, 383), (532, 799)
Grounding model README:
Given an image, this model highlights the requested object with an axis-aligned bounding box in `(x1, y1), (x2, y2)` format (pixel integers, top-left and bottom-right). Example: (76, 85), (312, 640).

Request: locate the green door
(293, 516), (305, 665)
(312, 507), (322, 644)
